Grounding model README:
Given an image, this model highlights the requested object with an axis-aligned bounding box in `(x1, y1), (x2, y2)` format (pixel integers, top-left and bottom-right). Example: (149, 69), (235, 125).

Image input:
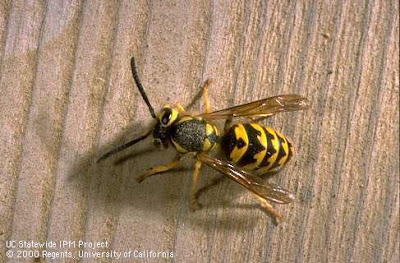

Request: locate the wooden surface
(0, 0), (398, 262)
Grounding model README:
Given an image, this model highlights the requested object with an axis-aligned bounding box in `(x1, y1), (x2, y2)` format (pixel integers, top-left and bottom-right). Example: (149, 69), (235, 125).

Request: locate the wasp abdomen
(170, 116), (219, 153)
(222, 123), (293, 171)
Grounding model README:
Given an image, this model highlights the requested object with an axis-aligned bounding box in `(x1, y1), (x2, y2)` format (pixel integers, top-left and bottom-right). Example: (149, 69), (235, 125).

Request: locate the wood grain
(0, 0), (398, 262)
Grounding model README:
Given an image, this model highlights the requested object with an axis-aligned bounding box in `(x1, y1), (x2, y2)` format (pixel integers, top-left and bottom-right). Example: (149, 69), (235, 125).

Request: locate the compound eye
(157, 107), (179, 127)
(161, 110), (172, 125)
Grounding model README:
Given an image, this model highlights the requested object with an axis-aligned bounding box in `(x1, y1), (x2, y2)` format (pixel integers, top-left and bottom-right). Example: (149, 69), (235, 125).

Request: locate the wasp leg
(255, 195), (282, 224)
(136, 154), (181, 183)
(190, 159), (203, 210)
(203, 79), (212, 114)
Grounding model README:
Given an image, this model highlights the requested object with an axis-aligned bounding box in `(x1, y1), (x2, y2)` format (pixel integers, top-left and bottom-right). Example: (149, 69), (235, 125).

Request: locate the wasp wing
(200, 94), (309, 119)
(197, 153), (295, 204)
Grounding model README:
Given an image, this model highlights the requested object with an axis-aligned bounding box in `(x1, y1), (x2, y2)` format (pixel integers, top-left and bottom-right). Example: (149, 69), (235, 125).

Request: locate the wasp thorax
(157, 105), (179, 127)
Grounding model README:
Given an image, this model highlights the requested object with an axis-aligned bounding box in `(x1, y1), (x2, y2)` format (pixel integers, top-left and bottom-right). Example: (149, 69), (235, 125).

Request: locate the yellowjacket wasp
(98, 57), (309, 223)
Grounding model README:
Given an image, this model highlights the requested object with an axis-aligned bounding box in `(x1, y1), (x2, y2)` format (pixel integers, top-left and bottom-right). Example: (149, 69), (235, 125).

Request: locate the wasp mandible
(98, 57), (309, 223)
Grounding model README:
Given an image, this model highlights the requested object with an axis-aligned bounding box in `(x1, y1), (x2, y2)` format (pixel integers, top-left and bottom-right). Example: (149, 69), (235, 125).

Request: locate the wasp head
(153, 105), (180, 148)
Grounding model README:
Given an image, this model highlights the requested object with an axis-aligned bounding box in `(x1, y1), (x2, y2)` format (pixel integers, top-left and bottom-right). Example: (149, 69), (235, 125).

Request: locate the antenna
(131, 57), (156, 119)
(97, 130), (152, 163)
(97, 57), (157, 163)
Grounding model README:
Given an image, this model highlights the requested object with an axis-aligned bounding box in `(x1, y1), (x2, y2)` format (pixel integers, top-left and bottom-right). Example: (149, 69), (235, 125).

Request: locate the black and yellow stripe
(222, 123), (293, 171)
